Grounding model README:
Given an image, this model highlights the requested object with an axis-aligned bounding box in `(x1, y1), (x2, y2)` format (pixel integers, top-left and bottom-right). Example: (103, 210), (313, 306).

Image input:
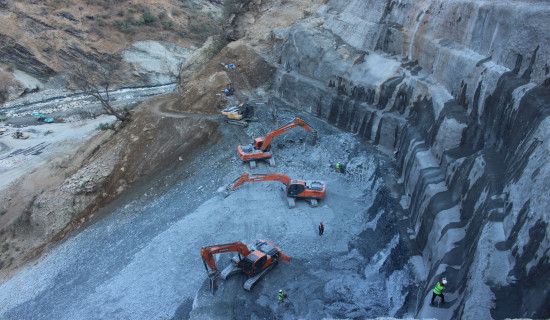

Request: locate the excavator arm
(200, 242), (251, 293)
(260, 118), (315, 151)
(200, 242), (251, 274)
(231, 173), (292, 190)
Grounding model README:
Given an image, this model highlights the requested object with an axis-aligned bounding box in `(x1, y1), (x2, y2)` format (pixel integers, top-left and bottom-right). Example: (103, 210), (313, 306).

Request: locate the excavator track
(243, 260), (278, 291)
(220, 263), (241, 280)
(226, 119), (249, 127)
(287, 197), (296, 208)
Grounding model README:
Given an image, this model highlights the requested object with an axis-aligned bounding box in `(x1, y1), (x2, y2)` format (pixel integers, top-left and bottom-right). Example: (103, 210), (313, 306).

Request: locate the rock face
(273, 0), (550, 319)
(0, 34), (56, 81)
(122, 41), (194, 85)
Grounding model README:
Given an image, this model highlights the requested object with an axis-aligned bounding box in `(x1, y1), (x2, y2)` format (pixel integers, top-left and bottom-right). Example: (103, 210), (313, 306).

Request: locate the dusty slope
(173, 42), (275, 114)
(0, 93), (222, 276)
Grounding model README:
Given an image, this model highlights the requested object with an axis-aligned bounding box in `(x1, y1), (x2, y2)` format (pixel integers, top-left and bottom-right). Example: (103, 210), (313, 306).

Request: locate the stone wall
(272, 0), (550, 318)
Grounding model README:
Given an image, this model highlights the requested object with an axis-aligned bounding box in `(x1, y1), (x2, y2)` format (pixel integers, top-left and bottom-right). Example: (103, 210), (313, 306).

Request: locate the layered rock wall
(273, 0), (550, 318)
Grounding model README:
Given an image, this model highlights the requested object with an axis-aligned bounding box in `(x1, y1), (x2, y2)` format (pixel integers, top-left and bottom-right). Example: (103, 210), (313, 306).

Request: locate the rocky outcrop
(272, 0), (550, 319)
(122, 41), (194, 85)
(0, 34), (56, 81)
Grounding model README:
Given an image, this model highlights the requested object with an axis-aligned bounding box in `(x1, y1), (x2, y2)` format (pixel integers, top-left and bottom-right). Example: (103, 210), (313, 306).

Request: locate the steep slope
(270, 0), (550, 319)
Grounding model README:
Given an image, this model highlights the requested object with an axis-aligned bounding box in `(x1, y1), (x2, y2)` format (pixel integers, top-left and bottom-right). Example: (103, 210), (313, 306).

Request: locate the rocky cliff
(271, 0), (550, 318)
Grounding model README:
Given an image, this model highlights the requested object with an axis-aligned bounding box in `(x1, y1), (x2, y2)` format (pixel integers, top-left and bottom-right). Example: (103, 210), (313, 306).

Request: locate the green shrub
(176, 29), (188, 38)
(158, 11), (167, 20)
(130, 3), (148, 13)
(206, 37), (229, 57)
(96, 122), (115, 131)
(162, 19), (174, 29)
(115, 19), (126, 30)
(135, 16), (145, 25)
(125, 16), (135, 25)
(11, 216), (22, 229)
(171, 9), (180, 16)
(142, 11), (156, 24)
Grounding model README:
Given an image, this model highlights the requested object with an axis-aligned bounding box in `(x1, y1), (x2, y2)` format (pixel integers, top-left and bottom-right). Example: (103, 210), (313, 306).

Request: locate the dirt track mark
(0, 142), (51, 160)
(149, 94), (220, 120)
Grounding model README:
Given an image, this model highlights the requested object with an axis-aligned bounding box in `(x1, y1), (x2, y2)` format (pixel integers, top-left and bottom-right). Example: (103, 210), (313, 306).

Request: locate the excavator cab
(253, 137), (271, 151)
(242, 251), (268, 277)
(287, 181), (306, 197)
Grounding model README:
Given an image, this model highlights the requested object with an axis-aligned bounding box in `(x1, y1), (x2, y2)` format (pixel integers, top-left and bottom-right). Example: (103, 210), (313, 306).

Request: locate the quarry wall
(273, 0), (550, 318)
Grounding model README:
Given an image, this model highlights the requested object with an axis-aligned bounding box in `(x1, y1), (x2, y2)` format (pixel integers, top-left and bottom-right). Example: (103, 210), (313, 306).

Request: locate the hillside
(0, 0), (221, 102)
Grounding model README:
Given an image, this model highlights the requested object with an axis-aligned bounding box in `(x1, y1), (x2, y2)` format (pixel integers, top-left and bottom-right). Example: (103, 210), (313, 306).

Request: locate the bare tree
(68, 60), (130, 123)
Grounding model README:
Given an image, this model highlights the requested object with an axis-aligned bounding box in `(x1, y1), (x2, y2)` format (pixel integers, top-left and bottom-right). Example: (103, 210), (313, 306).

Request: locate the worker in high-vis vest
(431, 278), (447, 304)
(336, 162), (341, 173)
(278, 289), (286, 303)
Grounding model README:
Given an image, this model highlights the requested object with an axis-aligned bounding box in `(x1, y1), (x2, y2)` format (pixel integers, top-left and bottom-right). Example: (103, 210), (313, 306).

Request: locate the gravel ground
(0, 107), (416, 319)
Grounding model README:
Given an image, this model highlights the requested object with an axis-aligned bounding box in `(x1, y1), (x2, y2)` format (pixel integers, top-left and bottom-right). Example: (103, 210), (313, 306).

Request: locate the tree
(68, 60), (130, 123)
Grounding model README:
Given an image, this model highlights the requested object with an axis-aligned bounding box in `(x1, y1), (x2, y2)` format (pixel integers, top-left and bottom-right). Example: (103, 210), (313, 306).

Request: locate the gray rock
(122, 41), (194, 86)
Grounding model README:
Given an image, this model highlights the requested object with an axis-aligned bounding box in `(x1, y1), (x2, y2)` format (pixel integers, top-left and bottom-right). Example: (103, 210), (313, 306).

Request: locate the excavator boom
(237, 118), (317, 165)
(260, 118), (314, 151)
(228, 173), (326, 208)
(231, 173), (292, 190)
(200, 242), (250, 273)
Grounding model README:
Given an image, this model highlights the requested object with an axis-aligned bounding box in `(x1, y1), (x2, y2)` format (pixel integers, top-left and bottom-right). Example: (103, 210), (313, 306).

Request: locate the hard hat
(279, 289), (283, 292)
(442, 278), (447, 285)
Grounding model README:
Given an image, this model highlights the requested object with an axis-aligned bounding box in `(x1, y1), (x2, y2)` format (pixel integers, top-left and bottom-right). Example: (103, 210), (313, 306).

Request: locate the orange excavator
(229, 173), (326, 208)
(237, 118), (317, 168)
(200, 240), (291, 292)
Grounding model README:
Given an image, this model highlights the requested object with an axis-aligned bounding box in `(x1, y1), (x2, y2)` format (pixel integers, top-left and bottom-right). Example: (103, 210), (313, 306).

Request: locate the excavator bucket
(311, 130), (318, 146)
(209, 275), (219, 294)
(217, 186), (230, 198)
(217, 178), (240, 198)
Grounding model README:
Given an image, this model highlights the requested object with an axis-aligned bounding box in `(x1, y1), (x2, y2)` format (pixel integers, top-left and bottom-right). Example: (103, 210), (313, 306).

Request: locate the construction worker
(318, 222), (324, 235)
(431, 277), (447, 305)
(278, 289), (286, 303)
(335, 162), (341, 173)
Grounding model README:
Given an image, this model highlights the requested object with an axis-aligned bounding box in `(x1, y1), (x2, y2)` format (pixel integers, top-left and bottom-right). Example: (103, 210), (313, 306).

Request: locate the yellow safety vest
(278, 292), (284, 300)
(433, 282), (445, 295)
